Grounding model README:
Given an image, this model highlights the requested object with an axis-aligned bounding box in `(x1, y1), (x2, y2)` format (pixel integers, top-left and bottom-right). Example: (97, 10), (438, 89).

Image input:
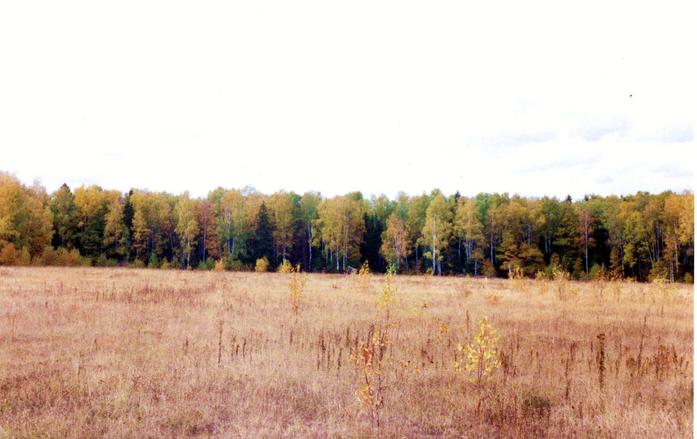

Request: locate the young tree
(270, 191), (296, 263)
(74, 186), (116, 258)
(0, 173), (53, 258)
(50, 183), (78, 249)
(316, 195), (365, 272)
(421, 192), (452, 275)
(454, 198), (486, 275)
(252, 203), (275, 266)
(131, 207), (149, 262)
(196, 199), (218, 263)
(299, 192), (321, 271)
(175, 192), (199, 268)
(218, 189), (249, 260)
(380, 213), (410, 271)
(406, 193), (430, 272)
(103, 196), (128, 259)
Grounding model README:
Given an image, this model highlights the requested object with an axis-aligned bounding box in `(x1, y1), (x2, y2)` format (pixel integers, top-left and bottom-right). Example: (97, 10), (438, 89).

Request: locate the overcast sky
(0, 1), (694, 199)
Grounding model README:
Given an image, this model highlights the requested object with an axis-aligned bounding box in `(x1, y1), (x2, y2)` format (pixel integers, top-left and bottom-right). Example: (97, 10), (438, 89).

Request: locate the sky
(0, 0), (694, 200)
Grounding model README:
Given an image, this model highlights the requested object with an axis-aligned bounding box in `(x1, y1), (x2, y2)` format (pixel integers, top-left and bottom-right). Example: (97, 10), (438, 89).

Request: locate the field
(0, 268), (693, 438)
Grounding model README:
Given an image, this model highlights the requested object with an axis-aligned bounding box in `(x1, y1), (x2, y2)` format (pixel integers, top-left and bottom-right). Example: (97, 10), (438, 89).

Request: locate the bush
(19, 246), (31, 266)
(148, 253), (160, 268)
(60, 248), (86, 266)
(95, 253), (109, 267)
(277, 259), (292, 273)
(482, 260), (497, 278)
(35, 246), (56, 266)
(160, 259), (173, 270)
(34, 247), (86, 267)
(214, 259), (226, 272)
(522, 391), (552, 418)
(0, 243), (18, 266)
(255, 257), (269, 273)
(227, 257), (246, 272)
(649, 260), (669, 282)
(132, 259), (145, 269)
(588, 263), (607, 281)
(197, 258), (214, 271)
(684, 272), (693, 284)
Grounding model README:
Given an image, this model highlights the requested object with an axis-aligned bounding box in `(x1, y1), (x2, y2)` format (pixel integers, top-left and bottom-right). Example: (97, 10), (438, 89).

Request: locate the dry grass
(0, 267), (693, 437)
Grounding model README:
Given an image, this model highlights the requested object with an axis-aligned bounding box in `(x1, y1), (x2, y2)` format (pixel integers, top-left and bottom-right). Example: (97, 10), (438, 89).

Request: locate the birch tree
(421, 193), (452, 275)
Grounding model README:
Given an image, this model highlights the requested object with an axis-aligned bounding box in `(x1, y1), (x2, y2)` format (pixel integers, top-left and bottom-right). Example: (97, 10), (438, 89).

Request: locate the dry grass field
(0, 267), (693, 438)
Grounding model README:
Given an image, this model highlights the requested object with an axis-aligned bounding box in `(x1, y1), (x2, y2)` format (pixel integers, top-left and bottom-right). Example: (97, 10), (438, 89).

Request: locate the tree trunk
(307, 223), (313, 271)
(432, 233), (436, 275)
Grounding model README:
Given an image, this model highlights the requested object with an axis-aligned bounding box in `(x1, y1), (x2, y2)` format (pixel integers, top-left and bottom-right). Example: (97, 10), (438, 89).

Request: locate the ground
(0, 267), (693, 437)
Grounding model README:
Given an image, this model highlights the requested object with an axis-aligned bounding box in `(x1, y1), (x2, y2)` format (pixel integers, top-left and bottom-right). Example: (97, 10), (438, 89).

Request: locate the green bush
(95, 253), (109, 267)
(148, 253), (160, 268)
(197, 258), (215, 271)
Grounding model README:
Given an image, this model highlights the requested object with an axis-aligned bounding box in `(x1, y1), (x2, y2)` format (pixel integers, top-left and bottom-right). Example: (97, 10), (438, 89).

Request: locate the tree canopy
(0, 171), (693, 282)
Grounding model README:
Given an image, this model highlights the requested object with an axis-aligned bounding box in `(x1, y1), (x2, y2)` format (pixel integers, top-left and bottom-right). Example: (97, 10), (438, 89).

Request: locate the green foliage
(0, 170), (693, 282)
(253, 204), (274, 267)
(197, 258), (215, 271)
(148, 252), (160, 268)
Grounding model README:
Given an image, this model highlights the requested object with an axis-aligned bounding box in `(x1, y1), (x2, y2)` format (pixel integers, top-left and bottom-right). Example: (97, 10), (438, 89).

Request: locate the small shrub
(197, 258), (214, 271)
(95, 253), (109, 267)
(684, 272), (693, 284)
(589, 263), (607, 281)
(522, 391), (552, 418)
(214, 259), (226, 272)
(227, 257), (245, 272)
(485, 291), (502, 305)
(255, 257), (270, 273)
(455, 316), (501, 387)
(132, 259), (145, 269)
(0, 242), (18, 265)
(351, 323), (389, 431)
(288, 264), (307, 314)
(277, 259), (293, 273)
(36, 246), (57, 266)
(148, 253), (160, 268)
(482, 260), (497, 278)
(356, 260), (371, 291)
(160, 259), (173, 270)
(18, 246), (31, 266)
(377, 264), (397, 319)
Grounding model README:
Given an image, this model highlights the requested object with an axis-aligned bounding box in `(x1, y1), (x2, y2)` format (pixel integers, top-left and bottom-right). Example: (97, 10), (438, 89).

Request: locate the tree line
(0, 172), (693, 282)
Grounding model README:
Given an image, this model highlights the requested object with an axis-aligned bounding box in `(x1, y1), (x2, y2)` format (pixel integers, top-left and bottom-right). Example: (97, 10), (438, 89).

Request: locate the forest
(0, 172), (693, 282)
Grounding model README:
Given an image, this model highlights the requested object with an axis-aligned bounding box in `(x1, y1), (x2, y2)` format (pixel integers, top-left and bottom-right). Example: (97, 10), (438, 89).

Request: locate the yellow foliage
(288, 264), (307, 314)
(377, 269), (397, 319)
(277, 259), (293, 273)
(255, 257), (269, 273)
(213, 259), (226, 272)
(356, 260), (370, 291)
(455, 317), (501, 386)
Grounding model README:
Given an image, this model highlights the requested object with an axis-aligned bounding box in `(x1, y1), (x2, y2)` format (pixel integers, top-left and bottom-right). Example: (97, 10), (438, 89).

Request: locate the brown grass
(0, 267), (693, 437)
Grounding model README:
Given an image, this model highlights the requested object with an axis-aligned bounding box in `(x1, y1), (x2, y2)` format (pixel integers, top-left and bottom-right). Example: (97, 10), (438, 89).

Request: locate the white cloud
(0, 0), (694, 200)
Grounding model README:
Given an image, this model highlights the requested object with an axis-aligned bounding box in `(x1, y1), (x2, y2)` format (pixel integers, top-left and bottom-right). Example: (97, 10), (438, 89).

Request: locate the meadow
(0, 267), (693, 438)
